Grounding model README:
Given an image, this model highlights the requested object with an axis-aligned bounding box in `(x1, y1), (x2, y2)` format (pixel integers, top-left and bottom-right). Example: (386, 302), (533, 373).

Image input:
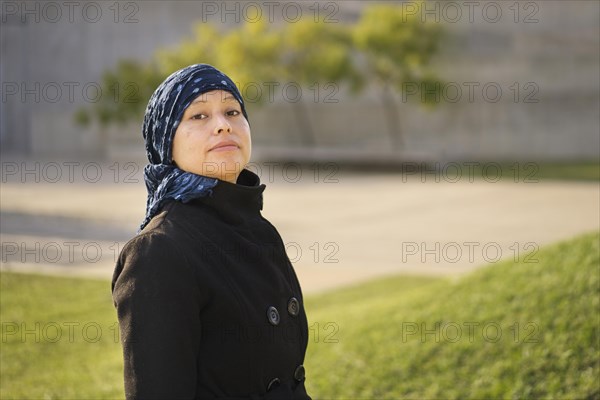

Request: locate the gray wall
(1, 0), (598, 162)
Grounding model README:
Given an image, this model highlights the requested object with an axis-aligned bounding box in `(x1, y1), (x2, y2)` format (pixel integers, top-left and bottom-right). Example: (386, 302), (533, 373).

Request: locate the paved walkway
(1, 161), (598, 293)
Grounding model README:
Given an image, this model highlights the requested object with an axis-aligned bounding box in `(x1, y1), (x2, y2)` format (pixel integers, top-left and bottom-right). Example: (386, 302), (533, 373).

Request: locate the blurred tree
(77, 2), (443, 151)
(217, 19), (283, 89)
(280, 18), (363, 146)
(73, 59), (163, 157)
(75, 21), (282, 129)
(74, 59), (163, 128)
(155, 23), (222, 76)
(154, 20), (282, 88)
(352, 1), (443, 149)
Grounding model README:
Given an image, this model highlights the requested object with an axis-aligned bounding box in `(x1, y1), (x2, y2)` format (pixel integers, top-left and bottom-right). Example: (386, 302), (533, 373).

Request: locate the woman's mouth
(210, 145), (238, 152)
(209, 140), (239, 152)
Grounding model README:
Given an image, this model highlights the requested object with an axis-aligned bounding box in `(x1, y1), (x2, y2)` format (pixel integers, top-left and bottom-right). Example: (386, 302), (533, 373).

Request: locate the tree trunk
(381, 85), (403, 150)
(292, 100), (316, 147)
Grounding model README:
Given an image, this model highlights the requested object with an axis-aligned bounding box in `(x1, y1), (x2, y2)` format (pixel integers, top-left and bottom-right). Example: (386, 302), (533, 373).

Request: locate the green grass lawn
(0, 274), (123, 399)
(350, 161), (600, 182)
(304, 230), (600, 398)
(424, 161), (600, 182)
(1, 230), (598, 399)
(529, 161), (600, 181)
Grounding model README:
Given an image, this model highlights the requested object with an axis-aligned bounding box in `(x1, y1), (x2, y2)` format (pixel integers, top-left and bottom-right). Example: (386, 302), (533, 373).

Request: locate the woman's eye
(227, 110), (240, 116)
(191, 113), (206, 120)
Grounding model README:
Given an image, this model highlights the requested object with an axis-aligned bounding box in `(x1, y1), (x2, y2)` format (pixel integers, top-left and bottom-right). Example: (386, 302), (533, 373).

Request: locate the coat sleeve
(112, 232), (201, 400)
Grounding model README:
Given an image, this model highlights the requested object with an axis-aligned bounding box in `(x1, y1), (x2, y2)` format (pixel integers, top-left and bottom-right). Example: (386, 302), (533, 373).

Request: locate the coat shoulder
(111, 205), (195, 297)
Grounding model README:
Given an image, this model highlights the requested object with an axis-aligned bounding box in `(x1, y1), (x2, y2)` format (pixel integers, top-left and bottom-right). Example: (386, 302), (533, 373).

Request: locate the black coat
(112, 169), (311, 399)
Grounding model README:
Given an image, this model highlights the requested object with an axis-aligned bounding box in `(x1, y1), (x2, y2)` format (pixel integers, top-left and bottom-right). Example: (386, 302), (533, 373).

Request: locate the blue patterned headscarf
(139, 64), (249, 232)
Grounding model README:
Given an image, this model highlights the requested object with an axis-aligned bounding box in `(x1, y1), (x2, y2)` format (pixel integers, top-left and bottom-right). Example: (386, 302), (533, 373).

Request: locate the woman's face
(172, 89), (251, 183)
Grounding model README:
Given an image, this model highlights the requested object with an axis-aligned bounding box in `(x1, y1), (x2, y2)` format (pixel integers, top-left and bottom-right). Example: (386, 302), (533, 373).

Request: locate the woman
(111, 64), (311, 399)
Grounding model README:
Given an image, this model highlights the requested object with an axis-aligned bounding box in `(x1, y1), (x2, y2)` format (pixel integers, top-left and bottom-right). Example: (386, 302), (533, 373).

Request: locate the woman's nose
(213, 115), (232, 135)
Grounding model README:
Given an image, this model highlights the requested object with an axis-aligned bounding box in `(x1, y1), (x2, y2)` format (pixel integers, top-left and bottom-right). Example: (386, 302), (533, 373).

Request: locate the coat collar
(188, 168), (266, 222)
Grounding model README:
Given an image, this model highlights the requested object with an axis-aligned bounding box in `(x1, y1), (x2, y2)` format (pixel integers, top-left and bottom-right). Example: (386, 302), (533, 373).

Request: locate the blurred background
(1, 1), (599, 160)
(1, 1), (599, 398)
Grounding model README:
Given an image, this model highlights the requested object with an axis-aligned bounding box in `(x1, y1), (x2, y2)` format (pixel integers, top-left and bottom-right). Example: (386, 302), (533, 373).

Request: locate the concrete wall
(1, 1), (598, 162)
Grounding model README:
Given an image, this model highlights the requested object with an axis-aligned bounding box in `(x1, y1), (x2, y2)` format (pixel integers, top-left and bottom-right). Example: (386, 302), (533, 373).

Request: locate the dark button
(267, 306), (280, 326)
(267, 377), (281, 391)
(287, 297), (300, 317)
(294, 364), (305, 381)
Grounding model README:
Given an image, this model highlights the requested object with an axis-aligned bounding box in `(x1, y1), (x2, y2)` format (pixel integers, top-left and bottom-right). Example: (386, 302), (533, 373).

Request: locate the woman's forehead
(190, 89), (237, 104)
